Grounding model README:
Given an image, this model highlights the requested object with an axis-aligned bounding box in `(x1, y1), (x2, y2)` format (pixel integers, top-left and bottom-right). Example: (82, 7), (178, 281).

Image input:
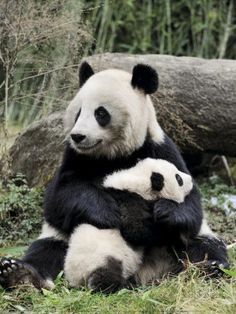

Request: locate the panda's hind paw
(87, 257), (125, 294)
(0, 257), (44, 289)
(200, 259), (230, 278)
(0, 257), (21, 278)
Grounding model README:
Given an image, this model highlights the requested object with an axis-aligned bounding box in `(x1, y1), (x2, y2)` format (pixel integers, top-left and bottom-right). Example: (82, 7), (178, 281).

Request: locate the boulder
(10, 112), (65, 186)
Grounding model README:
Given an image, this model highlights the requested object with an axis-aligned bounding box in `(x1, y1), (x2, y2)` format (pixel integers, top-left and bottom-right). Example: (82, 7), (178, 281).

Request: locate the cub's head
(64, 62), (164, 158)
(150, 159), (193, 203)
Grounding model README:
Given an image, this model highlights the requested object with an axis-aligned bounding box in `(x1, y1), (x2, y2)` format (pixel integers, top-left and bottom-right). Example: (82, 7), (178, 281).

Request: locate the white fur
(38, 222), (68, 242)
(43, 279), (55, 290)
(64, 224), (143, 288)
(64, 68), (164, 158)
(104, 158), (193, 203)
(198, 218), (216, 238)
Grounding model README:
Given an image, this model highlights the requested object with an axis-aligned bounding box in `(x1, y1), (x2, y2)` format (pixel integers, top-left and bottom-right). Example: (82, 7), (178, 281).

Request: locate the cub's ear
(79, 61), (94, 87)
(151, 172), (164, 191)
(131, 64), (158, 94)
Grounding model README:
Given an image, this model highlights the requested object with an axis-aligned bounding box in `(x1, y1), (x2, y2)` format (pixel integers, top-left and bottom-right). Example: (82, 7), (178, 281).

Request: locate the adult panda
(0, 62), (229, 291)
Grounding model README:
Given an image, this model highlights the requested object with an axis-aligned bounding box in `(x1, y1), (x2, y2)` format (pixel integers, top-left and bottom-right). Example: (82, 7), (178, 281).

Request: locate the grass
(0, 246), (235, 313)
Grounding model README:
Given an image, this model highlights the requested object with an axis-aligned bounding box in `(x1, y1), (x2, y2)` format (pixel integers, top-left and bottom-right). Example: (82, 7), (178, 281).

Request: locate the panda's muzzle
(70, 133), (103, 151)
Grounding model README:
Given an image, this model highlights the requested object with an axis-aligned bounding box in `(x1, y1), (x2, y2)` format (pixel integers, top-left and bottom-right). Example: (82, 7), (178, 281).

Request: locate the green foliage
(220, 267), (236, 278)
(0, 245), (27, 257)
(0, 174), (43, 245)
(200, 175), (236, 212)
(86, 0), (236, 58)
(199, 176), (236, 244)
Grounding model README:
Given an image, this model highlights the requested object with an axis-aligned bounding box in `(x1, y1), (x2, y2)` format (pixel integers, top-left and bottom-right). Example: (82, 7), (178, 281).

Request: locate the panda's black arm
(44, 171), (121, 235)
(148, 135), (203, 239)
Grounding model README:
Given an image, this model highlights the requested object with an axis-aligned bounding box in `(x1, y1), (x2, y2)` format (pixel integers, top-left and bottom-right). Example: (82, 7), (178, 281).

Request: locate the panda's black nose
(71, 133), (86, 144)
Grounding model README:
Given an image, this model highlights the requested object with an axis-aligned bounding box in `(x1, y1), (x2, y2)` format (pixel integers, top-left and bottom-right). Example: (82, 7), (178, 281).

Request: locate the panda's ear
(151, 172), (164, 191)
(131, 64), (158, 94)
(79, 61), (94, 87)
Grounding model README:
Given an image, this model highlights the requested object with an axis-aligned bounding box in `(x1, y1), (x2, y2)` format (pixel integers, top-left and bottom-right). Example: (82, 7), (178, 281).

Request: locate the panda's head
(64, 62), (164, 159)
(149, 159), (193, 203)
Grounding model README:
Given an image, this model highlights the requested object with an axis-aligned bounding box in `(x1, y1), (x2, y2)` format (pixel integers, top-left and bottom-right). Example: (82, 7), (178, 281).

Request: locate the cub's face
(150, 163), (193, 203)
(64, 62), (161, 159)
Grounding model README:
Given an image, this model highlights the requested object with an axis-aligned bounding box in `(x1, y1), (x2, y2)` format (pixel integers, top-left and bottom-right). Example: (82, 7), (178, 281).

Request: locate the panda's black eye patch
(175, 174), (183, 186)
(94, 106), (111, 127)
(75, 109), (81, 123)
(151, 172), (164, 191)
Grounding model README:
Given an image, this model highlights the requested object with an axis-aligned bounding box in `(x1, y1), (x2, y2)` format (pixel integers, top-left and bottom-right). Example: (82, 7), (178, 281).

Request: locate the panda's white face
(64, 64), (164, 159)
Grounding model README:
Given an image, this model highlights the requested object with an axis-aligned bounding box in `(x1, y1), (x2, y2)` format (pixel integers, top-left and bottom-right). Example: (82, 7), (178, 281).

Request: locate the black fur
(175, 173), (183, 186)
(22, 238), (68, 280)
(151, 172), (164, 191)
(87, 256), (129, 294)
(94, 106), (111, 127)
(108, 189), (156, 246)
(131, 64), (158, 94)
(79, 61), (94, 87)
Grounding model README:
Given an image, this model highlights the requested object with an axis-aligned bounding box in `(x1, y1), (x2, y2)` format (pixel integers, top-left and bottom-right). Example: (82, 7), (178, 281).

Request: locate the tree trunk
(83, 53), (236, 157)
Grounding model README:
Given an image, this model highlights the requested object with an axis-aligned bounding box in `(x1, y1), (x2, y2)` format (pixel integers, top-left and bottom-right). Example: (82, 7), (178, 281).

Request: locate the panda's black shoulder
(58, 145), (136, 180)
(139, 134), (189, 174)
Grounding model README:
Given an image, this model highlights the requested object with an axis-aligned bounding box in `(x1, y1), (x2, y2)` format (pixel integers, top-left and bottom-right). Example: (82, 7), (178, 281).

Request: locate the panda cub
(103, 158), (193, 203)
(64, 158), (193, 289)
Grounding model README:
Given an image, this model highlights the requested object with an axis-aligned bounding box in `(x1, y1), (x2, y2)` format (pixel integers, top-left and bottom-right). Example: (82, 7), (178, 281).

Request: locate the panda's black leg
(87, 256), (129, 294)
(0, 237), (68, 290)
(180, 235), (230, 277)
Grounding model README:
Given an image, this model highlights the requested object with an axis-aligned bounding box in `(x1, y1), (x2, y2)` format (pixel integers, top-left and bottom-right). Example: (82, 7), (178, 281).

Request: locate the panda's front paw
(153, 199), (178, 223)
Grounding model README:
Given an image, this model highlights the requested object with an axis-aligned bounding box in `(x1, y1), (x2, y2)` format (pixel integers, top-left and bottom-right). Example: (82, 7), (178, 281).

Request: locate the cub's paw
(87, 257), (125, 294)
(153, 199), (178, 223)
(0, 258), (44, 289)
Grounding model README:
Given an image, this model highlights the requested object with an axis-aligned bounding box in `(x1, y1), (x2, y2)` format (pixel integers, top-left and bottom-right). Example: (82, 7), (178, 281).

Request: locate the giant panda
(64, 158), (194, 290)
(0, 62), (229, 291)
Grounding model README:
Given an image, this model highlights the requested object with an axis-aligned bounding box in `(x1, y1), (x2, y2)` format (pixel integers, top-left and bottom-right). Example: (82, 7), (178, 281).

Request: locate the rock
(10, 112), (65, 187)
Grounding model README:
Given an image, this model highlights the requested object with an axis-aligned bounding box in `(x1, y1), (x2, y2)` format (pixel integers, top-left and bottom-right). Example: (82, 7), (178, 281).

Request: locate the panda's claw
(202, 259), (230, 278)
